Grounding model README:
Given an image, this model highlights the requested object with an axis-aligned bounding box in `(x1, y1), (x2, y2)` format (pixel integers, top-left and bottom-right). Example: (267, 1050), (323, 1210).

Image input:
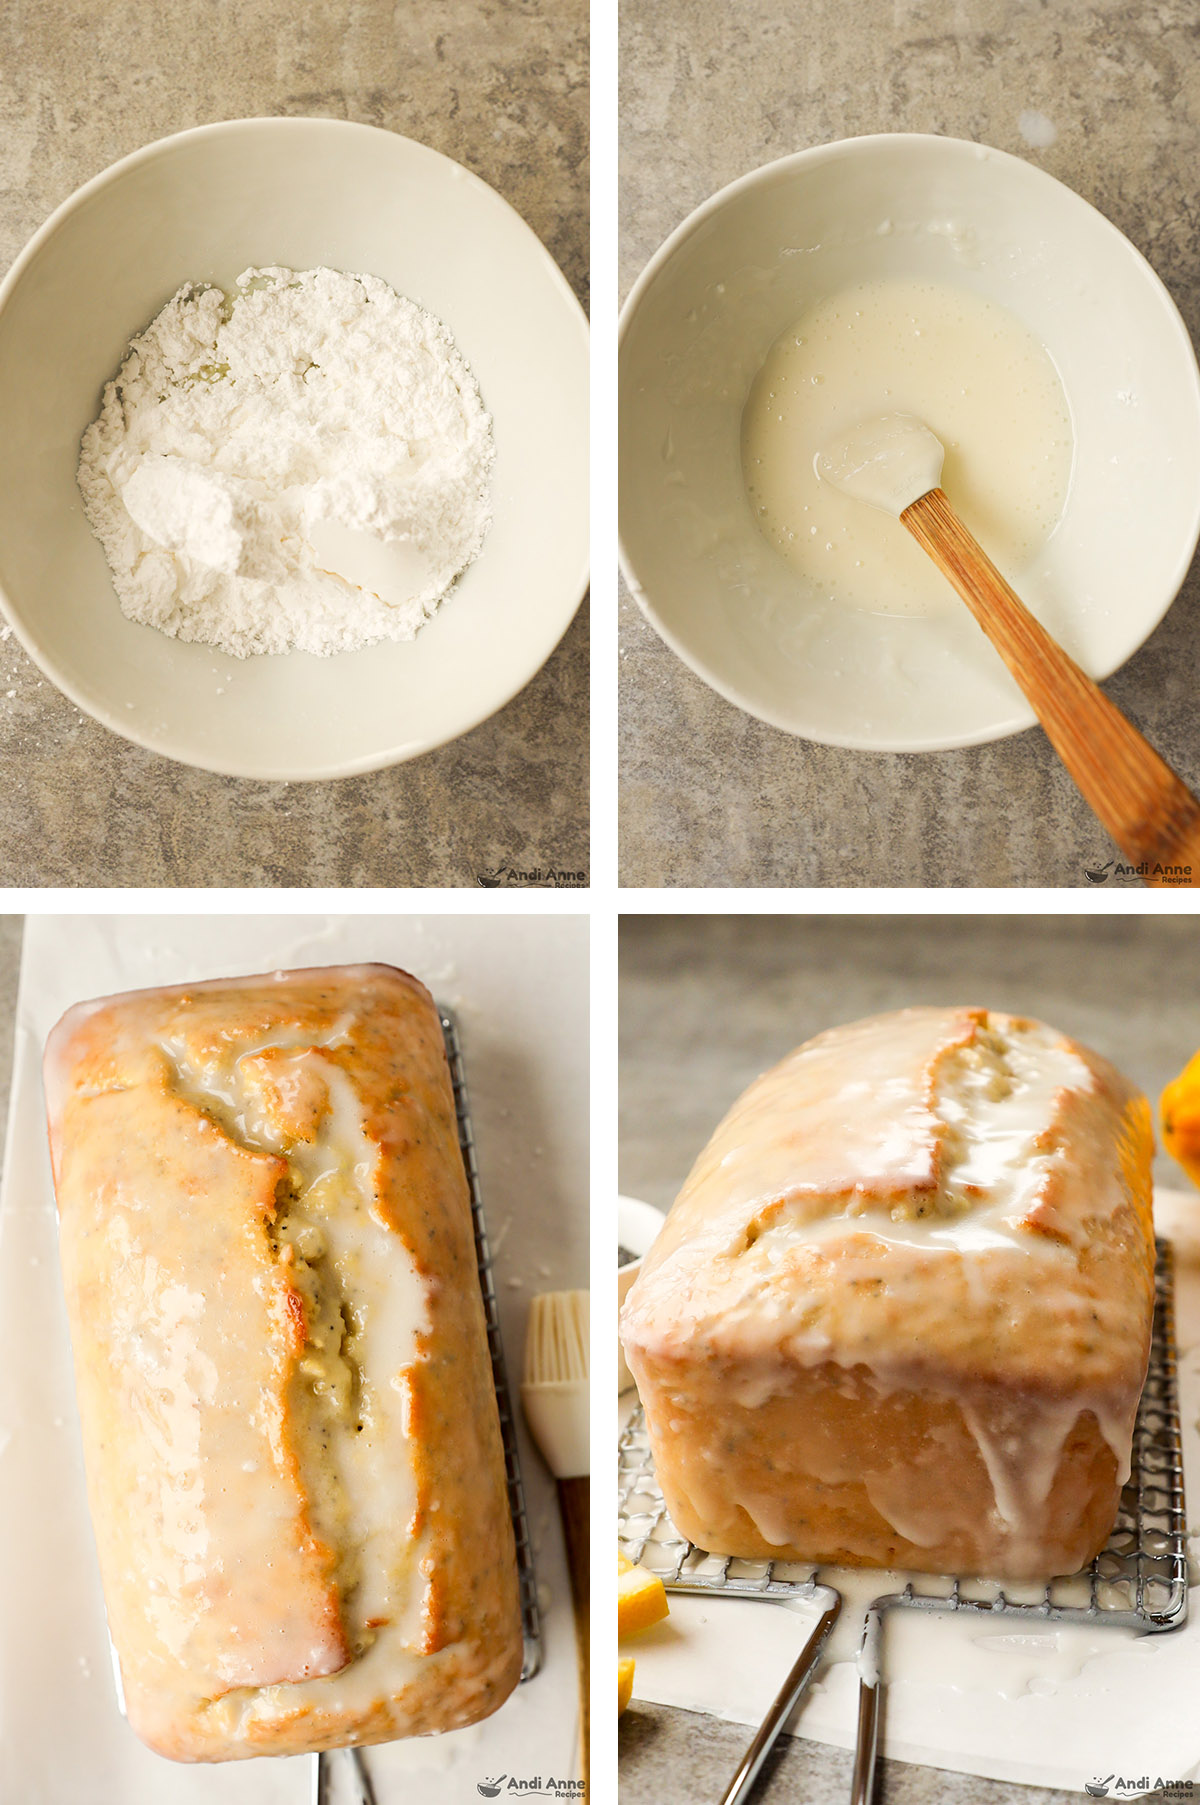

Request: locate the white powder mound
(77, 267), (494, 658)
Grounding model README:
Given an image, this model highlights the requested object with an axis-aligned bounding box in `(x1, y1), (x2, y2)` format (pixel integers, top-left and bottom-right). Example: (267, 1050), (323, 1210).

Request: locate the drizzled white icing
(47, 965), (523, 1757)
(622, 1007), (1154, 1578)
(158, 1026), (436, 1701)
(736, 1016), (1089, 1250)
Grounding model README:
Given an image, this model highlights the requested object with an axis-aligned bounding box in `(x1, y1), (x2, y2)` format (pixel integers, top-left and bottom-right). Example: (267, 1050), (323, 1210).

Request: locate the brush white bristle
(521, 1291), (590, 1477)
(523, 1289), (589, 1385)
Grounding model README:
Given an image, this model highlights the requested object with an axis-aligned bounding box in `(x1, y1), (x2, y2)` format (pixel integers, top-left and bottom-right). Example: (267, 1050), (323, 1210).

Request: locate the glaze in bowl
(619, 134), (1200, 751)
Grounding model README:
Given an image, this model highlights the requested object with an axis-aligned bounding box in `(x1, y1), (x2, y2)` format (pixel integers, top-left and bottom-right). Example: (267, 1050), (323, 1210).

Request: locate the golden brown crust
(622, 1006), (1155, 1580)
(47, 964), (522, 1761)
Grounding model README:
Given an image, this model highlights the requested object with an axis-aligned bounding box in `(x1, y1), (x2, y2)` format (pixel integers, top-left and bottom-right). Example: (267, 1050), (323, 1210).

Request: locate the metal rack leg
(849, 1605), (885, 1805)
(714, 1594), (842, 1805)
(311, 1748), (377, 1805)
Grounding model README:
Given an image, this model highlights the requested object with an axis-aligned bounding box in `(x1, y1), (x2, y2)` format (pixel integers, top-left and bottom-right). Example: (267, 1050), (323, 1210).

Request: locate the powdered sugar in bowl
(79, 267), (496, 659)
(0, 119), (588, 778)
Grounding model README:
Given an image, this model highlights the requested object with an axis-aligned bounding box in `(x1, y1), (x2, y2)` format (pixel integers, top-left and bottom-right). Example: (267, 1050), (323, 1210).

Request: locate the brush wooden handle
(902, 487), (1200, 886)
(557, 1474), (590, 1796)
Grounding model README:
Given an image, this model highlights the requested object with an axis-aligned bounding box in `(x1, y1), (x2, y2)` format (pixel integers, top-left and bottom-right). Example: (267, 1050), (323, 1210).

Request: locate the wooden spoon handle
(902, 487), (1200, 887)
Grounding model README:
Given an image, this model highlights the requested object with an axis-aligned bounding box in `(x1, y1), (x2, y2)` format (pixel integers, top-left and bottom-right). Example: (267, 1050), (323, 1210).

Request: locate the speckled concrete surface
(619, 0), (1200, 888)
(0, 0), (588, 888)
(620, 1701), (1073, 1805)
(619, 911), (1199, 1802)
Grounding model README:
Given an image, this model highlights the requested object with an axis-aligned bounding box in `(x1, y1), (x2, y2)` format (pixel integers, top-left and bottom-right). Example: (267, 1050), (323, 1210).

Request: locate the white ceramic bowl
(0, 119), (588, 778)
(620, 135), (1200, 751)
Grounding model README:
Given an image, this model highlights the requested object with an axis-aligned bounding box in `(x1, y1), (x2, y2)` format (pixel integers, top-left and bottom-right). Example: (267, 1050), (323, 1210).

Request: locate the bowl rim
(617, 131), (1200, 753)
(617, 1193), (667, 1262)
(0, 115), (590, 780)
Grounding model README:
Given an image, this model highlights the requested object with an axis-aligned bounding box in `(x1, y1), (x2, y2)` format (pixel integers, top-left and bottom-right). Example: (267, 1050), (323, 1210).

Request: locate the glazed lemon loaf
(45, 964), (522, 1761)
(620, 1006), (1155, 1580)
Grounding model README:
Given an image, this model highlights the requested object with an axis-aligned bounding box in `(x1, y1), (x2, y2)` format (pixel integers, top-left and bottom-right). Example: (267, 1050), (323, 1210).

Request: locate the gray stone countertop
(0, 0), (588, 888)
(619, 0), (1200, 888)
(618, 911), (1200, 1802)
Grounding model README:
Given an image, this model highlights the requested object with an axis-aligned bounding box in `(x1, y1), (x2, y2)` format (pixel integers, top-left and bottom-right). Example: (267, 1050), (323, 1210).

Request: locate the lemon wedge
(1163, 1053), (1200, 1189)
(618, 1559), (669, 1637)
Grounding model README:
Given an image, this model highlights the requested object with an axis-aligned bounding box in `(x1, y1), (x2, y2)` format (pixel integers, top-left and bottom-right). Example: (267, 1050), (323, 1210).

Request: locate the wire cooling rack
(313, 1012), (543, 1805)
(441, 1007), (543, 1682)
(618, 1239), (1187, 1805)
(852, 1239), (1188, 1629)
(619, 1404), (826, 1596)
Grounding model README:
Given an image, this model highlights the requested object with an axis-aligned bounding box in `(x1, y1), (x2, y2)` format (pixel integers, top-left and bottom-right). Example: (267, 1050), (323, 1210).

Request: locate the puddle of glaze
(742, 276), (1073, 617)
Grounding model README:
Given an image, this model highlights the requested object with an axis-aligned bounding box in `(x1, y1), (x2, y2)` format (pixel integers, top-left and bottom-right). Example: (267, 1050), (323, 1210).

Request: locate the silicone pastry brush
(521, 1290), (590, 1790)
(817, 413), (1200, 887)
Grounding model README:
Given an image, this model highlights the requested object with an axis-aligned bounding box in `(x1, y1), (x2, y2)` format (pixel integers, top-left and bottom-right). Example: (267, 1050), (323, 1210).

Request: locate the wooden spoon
(816, 414), (1200, 888)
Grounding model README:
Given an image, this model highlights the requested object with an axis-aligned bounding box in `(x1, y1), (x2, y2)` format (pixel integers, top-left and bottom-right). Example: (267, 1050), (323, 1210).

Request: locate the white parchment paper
(0, 913), (589, 1805)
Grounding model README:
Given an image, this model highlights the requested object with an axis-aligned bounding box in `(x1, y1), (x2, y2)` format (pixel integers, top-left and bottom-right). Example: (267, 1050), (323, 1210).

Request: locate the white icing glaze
(623, 1006), (1154, 1577)
(159, 1030), (434, 1675)
(249, 1056), (432, 1655)
(740, 277), (1074, 618)
(725, 1020), (1139, 1503)
(741, 1016), (1090, 1255)
(46, 964), (524, 1759)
